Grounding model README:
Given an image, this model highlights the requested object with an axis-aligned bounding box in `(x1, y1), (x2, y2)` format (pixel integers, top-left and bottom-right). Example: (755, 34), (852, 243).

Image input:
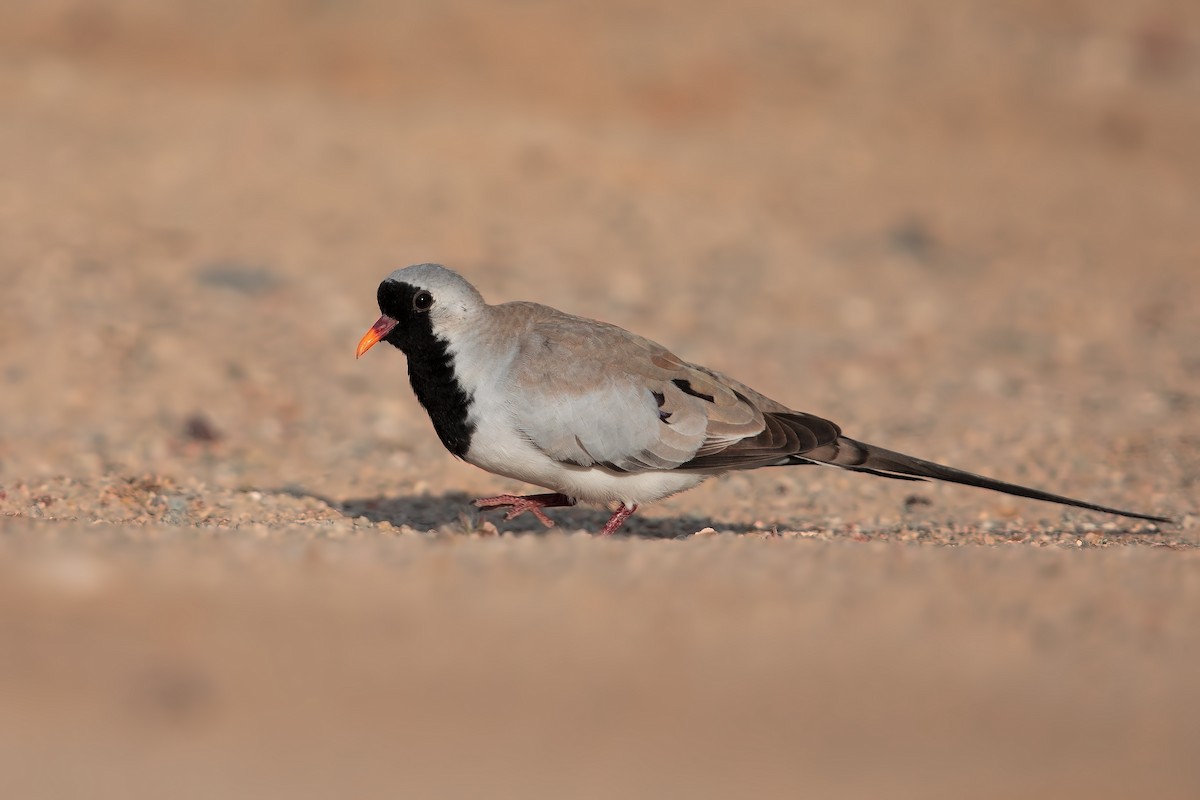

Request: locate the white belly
(464, 411), (708, 507)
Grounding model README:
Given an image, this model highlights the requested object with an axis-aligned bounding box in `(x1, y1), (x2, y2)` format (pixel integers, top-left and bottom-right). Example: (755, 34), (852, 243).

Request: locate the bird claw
(471, 494), (639, 535)
(473, 493), (573, 529)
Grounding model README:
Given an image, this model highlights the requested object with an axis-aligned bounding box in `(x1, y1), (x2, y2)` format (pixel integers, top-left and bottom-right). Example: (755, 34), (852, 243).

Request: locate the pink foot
(600, 504), (638, 536)
(473, 493), (575, 528)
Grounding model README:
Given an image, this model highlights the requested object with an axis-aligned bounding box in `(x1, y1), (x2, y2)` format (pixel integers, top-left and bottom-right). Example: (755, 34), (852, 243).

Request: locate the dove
(356, 263), (1170, 535)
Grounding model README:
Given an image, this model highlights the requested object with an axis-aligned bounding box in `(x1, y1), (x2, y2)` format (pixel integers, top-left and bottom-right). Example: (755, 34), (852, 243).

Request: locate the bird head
(356, 263), (485, 358)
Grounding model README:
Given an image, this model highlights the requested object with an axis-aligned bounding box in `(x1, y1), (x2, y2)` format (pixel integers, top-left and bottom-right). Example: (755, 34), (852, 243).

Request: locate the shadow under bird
(356, 263), (1171, 535)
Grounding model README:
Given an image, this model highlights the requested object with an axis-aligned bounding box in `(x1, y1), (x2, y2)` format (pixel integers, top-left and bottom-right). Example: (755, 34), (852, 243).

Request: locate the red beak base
(356, 315), (399, 358)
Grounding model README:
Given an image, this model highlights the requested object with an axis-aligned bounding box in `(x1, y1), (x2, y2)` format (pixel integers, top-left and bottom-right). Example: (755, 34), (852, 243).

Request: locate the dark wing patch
(672, 379), (715, 403)
(651, 390), (673, 423)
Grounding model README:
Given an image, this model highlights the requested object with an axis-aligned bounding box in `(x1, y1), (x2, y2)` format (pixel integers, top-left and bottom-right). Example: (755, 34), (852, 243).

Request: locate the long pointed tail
(803, 436), (1172, 523)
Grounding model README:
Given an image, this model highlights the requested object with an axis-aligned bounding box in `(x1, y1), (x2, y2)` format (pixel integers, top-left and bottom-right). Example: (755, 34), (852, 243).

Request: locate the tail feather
(801, 436), (1172, 524)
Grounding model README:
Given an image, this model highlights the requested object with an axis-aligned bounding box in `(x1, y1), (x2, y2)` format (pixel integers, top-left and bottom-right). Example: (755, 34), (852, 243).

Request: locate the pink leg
(600, 504), (638, 536)
(473, 492), (576, 528)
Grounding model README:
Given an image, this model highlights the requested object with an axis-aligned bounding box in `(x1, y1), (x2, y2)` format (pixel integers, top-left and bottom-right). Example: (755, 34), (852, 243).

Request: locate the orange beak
(356, 315), (399, 358)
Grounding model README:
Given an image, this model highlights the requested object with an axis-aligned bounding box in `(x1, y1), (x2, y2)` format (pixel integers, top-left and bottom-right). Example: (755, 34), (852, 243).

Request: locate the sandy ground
(2, 1), (1199, 797)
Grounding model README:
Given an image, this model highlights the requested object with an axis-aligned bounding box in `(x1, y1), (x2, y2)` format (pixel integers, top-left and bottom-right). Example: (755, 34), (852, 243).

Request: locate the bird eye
(413, 290), (434, 311)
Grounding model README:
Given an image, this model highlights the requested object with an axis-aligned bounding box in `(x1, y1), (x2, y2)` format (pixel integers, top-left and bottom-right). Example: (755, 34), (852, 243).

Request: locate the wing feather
(504, 304), (838, 473)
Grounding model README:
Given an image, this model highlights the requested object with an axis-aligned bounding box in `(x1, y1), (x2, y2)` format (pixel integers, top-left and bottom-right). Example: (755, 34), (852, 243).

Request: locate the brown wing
(505, 302), (842, 473)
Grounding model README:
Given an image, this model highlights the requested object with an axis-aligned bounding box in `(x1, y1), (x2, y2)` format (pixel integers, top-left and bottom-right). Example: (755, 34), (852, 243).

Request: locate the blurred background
(1, 2), (1198, 798)
(2, 0), (1197, 503)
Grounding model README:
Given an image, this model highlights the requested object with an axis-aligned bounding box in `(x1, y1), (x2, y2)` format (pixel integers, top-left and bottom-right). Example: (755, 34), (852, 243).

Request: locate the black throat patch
(377, 280), (476, 458)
